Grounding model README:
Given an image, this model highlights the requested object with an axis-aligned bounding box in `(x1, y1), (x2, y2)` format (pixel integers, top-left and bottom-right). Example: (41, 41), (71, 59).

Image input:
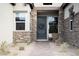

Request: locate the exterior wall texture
(13, 31), (31, 43)
(56, 7), (64, 44)
(31, 8), (37, 41)
(63, 3), (79, 47)
(13, 3), (31, 32)
(13, 3), (32, 43)
(0, 3), (32, 44)
(0, 4), (14, 44)
(31, 7), (59, 41)
(64, 12), (79, 47)
(64, 3), (79, 19)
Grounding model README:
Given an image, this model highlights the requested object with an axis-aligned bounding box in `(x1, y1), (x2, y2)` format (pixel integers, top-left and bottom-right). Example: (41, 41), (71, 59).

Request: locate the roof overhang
(25, 3), (34, 9)
(34, 3), (62, 10)
(10, 3), (16, 6)
(10, 3), (34, 9)
(61, 3), (70, 9)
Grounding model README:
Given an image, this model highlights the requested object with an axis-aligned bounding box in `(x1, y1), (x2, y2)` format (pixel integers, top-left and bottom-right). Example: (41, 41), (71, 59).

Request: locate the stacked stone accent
(13, 8), (37, 43)
(13, 31), (31, 43)
(31, 8), (59, 41)
(31, 8), (37, 41)
(64, 12), (79, 47)
(55, 4), (79, 47)
(56, 7), (64, 44)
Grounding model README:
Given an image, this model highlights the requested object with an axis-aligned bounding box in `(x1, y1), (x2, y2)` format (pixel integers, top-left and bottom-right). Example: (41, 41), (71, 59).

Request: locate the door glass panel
(37, 16), (47, 39)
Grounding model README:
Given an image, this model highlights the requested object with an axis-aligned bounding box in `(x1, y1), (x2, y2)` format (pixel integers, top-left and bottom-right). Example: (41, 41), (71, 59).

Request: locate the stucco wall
(34, 3), (62, 7)
(0, 3), (14, 44)
(13, 3), (31, 32)
(0, 3), (32, 44)
(64, 3), (79, 19)
(13, 3), (32, 43)
(14, 4), (31, 12)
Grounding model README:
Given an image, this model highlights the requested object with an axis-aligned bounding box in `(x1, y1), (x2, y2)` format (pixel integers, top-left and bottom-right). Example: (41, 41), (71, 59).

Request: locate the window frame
(15, 12), (26, 31)
(48, 16), (58, 33)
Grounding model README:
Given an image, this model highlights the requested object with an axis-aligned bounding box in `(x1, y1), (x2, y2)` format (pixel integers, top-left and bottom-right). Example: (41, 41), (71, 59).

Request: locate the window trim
(15, 12), (26, 31)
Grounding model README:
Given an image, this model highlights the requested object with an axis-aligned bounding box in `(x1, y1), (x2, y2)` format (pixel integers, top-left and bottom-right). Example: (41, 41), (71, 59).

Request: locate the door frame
(36, 15), (49, 41)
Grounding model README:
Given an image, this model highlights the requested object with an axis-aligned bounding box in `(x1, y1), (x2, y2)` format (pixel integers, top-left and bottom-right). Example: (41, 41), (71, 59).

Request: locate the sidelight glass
(48, 16), (58, 33)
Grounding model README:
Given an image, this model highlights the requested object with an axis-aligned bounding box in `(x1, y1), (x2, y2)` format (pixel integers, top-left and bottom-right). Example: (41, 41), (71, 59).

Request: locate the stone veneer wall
(63, 12), (79, 47)
(57, 7), (64, 43)
(13, 31), (31, 43)
(31, 8), (37, 41)
(56, 4), (79, 47)
(31, 8), (59, 41)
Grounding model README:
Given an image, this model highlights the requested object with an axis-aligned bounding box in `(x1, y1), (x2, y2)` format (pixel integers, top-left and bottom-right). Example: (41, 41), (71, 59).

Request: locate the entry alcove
(37, 10), (59, 41)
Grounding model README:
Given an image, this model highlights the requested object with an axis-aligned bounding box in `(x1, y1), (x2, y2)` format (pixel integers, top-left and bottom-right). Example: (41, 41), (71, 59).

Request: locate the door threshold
(36, 39), (48, 41)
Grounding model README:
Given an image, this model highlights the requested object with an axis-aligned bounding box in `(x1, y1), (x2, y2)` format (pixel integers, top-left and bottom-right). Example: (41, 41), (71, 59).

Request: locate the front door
(37, 16), (47, 41)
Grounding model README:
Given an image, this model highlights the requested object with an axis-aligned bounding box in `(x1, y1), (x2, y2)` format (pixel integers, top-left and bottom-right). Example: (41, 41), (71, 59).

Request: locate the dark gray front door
(37, 16), (47, 39)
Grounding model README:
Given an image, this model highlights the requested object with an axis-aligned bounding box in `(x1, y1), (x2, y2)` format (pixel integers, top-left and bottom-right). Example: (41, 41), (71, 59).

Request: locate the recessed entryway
(37, 10), (58, 41)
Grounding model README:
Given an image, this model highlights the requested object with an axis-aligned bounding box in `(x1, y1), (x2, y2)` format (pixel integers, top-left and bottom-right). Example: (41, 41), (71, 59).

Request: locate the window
(48, 16), (58, 33)
(16, 13), (26, 30)
(43, 3), (52, 5)
(70, 20), (73, 31)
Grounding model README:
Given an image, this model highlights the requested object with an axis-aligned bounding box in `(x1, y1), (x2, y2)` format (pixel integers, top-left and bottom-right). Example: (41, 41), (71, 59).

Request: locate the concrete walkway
(15, 42), (79, 56)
